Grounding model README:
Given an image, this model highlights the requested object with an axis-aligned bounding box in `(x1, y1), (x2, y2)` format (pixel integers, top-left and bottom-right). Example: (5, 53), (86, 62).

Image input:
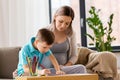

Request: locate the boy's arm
(48, 54), (65, 74)
(23, 64), (30, 75)
(49, 54), (60, 71)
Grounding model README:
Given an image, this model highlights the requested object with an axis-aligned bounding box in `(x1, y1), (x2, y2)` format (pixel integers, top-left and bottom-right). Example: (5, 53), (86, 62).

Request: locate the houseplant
(86, 6), (116, 52)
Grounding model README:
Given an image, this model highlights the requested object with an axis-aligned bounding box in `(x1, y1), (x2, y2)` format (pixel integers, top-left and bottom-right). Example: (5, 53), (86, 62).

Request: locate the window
(49, 0), (120, 51)
(81, 0), (120, 51)
(86, 0), (120, 46)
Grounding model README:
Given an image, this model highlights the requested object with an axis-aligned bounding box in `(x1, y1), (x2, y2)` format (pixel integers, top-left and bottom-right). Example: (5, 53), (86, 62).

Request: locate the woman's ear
(53, 15), (57, 21)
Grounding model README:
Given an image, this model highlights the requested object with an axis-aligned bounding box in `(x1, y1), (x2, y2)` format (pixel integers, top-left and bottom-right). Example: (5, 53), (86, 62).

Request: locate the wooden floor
(16, 74), (98, 80)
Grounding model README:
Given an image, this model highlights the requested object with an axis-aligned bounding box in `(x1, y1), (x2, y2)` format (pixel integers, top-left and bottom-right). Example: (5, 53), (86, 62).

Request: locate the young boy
(17, 28), (65, 76)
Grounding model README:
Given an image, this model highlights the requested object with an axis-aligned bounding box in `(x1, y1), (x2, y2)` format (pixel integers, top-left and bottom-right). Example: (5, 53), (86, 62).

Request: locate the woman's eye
(66, 23), (69, 25)
(59, 20), (63, 23)
(43, 47), (46, 49)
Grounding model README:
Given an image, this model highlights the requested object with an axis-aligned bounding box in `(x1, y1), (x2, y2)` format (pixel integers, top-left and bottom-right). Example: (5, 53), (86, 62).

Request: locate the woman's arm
(65, 32), (78, 65)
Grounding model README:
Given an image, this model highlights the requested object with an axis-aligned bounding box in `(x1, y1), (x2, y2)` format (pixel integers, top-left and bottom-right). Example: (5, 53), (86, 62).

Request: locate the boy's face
(36, 41), (52, 53)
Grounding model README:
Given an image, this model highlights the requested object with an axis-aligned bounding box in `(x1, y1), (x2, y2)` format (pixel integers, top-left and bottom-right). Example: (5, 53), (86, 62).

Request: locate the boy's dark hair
(36, 28), (55, 45)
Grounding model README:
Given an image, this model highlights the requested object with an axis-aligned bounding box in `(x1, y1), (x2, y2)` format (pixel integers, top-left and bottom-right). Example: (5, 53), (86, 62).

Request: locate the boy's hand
(13, 69), (18, 78)
(38, 69), (51, 75)
(56, 70), (65, 75)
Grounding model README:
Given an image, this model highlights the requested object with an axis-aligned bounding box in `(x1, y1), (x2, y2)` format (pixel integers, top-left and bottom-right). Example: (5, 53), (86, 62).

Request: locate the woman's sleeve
(68, 32), (78, 64)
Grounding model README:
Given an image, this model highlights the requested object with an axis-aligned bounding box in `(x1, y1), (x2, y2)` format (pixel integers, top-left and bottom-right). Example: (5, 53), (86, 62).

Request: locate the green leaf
(86, 33), (94, 41)
(86, 6), (115, 52)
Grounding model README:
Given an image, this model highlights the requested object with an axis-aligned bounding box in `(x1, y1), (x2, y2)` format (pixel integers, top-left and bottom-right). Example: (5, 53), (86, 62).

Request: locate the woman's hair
(51, 6), (74, 37)
(36, 28), (55, 45)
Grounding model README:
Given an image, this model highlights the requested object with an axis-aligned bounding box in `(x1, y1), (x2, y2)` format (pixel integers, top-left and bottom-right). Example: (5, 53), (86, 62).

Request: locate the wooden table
(16, 74), (98, 80)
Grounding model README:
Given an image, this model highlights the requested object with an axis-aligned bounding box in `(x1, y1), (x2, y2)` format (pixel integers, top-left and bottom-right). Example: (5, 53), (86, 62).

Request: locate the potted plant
(86, 6), (116, 52)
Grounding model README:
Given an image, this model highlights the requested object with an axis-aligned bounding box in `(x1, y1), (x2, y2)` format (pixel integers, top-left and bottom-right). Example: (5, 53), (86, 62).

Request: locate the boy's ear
(34, 39), (39, 44)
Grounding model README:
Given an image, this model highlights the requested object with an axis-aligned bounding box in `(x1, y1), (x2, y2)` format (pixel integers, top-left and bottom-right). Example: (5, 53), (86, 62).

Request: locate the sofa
(0, 47), (21, 79)
(0, 47), (119, 80)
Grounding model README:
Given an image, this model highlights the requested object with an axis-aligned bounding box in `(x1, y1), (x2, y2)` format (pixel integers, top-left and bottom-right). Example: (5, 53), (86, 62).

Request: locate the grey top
(41, 39), (69, 68)
(47, 25), (78, 64)
(50, 39), (69, 65)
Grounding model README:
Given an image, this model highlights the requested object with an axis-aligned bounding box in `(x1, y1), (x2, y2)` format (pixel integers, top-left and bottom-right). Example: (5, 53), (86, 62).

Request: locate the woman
(42, 5), (86, 74)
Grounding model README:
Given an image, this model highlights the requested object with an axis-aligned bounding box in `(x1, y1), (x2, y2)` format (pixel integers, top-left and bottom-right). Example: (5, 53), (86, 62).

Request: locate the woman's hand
(56, 70), (65, 75)
(64, 61), (73, 66)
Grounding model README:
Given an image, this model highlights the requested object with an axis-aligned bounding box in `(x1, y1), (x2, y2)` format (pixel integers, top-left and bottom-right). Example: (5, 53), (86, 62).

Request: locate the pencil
(26, 56), (33, 76)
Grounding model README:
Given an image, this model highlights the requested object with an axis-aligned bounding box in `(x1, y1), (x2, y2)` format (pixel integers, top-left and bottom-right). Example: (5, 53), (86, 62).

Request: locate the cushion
(75, 47), (96, 65)
(0, 47), (21, 79)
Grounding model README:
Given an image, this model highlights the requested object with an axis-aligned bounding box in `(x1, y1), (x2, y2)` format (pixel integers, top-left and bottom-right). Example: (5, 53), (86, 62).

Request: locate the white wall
(0, 0), (49, 47)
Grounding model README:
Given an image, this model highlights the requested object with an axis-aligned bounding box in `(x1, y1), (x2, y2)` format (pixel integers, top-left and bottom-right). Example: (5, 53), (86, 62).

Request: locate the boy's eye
(43, 47), (47, 49)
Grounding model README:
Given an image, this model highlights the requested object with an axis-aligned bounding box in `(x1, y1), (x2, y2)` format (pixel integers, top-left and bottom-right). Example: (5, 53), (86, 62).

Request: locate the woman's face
(55, 15), (72, 32)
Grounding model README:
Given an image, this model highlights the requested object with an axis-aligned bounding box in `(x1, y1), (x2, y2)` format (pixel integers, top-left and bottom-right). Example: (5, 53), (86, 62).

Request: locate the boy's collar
(29, 37), (38, 53)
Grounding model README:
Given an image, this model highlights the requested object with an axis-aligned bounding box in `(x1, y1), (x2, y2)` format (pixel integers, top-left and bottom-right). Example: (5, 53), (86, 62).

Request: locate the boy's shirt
(17, 37), (52, 76)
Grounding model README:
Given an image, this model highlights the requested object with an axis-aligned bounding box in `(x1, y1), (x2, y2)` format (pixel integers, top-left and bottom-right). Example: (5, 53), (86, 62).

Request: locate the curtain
(0, 0), (49, 47)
